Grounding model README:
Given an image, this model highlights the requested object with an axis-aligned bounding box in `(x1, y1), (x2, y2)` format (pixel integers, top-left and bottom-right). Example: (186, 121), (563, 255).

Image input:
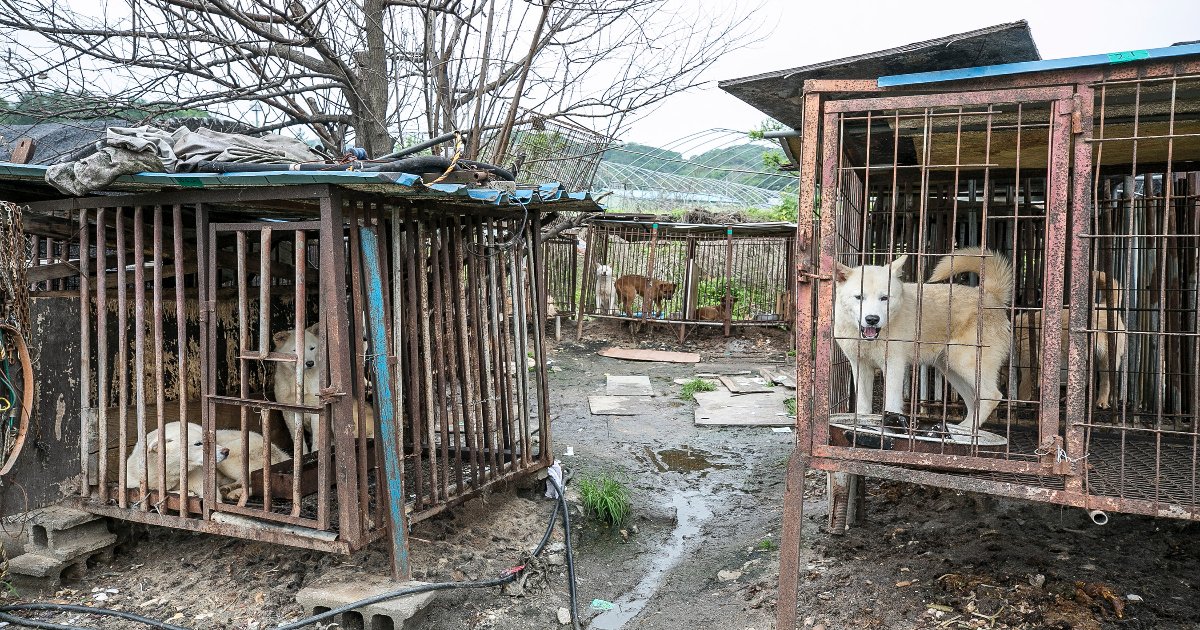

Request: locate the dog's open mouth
(860, 326), (880, 340)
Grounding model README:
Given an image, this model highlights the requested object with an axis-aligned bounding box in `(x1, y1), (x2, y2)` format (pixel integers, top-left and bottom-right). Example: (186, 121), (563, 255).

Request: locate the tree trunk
(352, 0), (394, 157)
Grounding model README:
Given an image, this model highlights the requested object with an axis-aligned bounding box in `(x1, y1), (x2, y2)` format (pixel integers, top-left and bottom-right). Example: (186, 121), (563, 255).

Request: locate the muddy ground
(8, 322), (1200, 629)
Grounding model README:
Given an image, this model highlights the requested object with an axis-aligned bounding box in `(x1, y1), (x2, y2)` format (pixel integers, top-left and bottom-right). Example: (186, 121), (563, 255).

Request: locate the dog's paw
(220, 483), (245, 501)
(1097, 400), (1111, 410)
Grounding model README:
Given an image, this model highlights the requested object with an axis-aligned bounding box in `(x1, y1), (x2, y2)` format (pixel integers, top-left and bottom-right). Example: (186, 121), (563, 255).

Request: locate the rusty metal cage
(541, 233), (579, 317)
(13, 183), (570, 559)
(504, 115), (613, 191)
(772, 57), (1200, 630)
(574, 218), (796, 338)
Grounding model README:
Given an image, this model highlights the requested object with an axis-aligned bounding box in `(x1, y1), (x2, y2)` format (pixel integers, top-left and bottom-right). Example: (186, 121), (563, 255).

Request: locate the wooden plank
(693, 389), (792, 426)
(598, 347), (701, 364)
(11, 138), (35, 164)
(759, 367), (796, 389)
(606, 375), (653, 396)
(588, 396), (646, 415)
(718, 375), (772, 394)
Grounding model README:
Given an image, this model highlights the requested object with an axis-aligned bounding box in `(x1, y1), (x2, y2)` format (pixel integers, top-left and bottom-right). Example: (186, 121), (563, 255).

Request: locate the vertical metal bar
(79, 209), (92, 497)
(172, 205), (191, 517)
(235, 230), (251, 507)
(435, 218), (466, 490)
(529, 213), (552, 465)
(484, 219), (506, 475)
(321, 188), (363, 545)
(1036, 98), (1074, 453)
(451, 216), (482, 488)
(199, 204), (214, 520)
(258, 228), (272, 358)
(132, 207), (152, 508)
(1065, 88), (1095, 491)
(402, 209), (426, 504)
(575, 223), (594, 339)
(512, 234), (532, 469)
(414, 219), (441, 503)
(360, 225), (411, 578)
(428, 221), (454, 497)
(97, 208), (110, 503)
(291, 229), (307, 514)
(346, 201), (371, 527)
(116, 208), (131, 508)
(778, 91), (821, 630)
(723, 226), (734, 337)
(152, 206), (170, 508)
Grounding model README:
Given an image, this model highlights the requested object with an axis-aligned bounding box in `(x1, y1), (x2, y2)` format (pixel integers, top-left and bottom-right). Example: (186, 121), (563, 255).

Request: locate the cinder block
(296, 571), (436, 630)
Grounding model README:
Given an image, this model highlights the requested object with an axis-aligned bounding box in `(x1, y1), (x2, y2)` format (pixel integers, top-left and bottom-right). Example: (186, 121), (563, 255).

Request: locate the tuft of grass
(783, 397), (796, 417)
(578, 473), (632, 526)
(679, 378), (717, 402)
(757, 539), (778, 552)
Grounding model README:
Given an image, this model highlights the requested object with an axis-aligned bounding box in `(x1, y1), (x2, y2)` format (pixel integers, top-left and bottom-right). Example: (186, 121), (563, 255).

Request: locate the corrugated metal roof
(0, 161), (602, 209)
(718, 21), (1040, 129)
(877, 42), (1200, 87)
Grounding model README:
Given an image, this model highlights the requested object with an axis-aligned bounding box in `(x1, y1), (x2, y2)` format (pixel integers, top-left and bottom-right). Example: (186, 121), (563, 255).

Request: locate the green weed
(578, 473), (632, 526)
(680, 378), (717, 402)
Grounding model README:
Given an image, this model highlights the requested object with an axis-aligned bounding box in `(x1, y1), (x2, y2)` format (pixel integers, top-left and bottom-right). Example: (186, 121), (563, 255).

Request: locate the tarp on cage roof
(718, 21), (1041, 129)
(0, 161), (603, 212)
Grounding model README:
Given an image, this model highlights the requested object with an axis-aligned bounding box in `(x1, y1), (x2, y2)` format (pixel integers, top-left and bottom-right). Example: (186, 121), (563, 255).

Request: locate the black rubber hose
(0, 603), (192, 630)
(0, 472), (575, 630)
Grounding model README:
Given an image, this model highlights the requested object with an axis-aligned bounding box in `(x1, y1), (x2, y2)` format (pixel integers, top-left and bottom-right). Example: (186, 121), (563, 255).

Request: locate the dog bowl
(755, 313), (782, 322)
(828, 412), (1007, 457)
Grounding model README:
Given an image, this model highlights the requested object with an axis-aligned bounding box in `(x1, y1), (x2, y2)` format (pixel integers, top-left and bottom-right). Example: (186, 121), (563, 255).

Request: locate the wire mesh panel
(506, 115), (612, 190)
(810, 87), (1075, 474)
(1078, 74), (1200, 516)
(576, 219), (795, 334)
(542, 234), (579, 316)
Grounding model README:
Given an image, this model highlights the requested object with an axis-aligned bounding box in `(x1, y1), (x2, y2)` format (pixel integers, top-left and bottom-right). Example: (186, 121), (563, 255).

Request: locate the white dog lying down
(125, 422), (289, 501)
(834, 247), (1014, 430)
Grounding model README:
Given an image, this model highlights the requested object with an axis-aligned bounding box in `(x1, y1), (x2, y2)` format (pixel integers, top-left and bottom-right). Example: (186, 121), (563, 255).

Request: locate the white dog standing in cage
(595, 263), (616, 314)
(273, 324), (322, 454)
(834, 247), (1014, 430)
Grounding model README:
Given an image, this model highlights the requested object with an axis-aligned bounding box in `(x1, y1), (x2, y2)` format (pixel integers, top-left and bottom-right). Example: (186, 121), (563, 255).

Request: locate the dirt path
(10, 325), (1199, 629)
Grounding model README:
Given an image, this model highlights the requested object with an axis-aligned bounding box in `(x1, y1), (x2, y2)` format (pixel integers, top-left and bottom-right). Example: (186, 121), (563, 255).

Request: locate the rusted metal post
(723, 226), (733, 337)
(360, 225), (411, 579)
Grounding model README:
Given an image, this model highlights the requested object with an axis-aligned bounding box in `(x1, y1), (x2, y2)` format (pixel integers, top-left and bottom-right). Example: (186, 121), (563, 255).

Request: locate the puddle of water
(588, 491), (714, 630)
(643, 446), (732, 477)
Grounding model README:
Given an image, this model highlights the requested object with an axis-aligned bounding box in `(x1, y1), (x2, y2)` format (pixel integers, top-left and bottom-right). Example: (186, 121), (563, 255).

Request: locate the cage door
(806, 86), (1076, 475)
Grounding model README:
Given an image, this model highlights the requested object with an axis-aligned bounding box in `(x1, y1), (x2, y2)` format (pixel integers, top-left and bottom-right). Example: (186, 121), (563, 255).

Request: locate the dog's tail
(927, 247), (1014, 306)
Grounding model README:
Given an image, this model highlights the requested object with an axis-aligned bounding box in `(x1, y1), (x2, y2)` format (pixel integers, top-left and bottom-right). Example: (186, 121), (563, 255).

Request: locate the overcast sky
(621, 0), (1200, 149)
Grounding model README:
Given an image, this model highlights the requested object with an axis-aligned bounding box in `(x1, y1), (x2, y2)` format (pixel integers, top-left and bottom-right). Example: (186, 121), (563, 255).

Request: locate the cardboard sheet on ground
(693, 389), (793, 426)
(598, 347), (701, 363)
(607, 375), (654, 396)
(589, 396), (647, 415)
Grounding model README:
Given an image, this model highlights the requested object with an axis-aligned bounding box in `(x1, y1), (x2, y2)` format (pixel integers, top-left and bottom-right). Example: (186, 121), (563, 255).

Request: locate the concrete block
(296, 571), (436, 630)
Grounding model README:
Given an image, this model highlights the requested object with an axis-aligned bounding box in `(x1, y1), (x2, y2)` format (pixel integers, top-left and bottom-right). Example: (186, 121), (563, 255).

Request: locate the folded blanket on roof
(46, 125), (323, 196)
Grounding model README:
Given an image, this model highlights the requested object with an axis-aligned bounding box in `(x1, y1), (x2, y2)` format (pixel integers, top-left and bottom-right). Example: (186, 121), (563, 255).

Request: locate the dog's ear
(305, 322), (320, 335)
(834, 262), (852, 283)
(889, 255), (908, 277)
(272, 330), (290, 348)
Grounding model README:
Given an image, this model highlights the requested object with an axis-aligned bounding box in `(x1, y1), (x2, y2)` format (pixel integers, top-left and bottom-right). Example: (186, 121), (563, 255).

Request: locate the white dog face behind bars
(833, 248), (1014, 430)
(836, 256), (907, 340)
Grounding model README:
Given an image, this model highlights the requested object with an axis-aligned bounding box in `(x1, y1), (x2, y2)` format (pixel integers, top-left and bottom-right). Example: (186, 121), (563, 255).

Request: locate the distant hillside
(602, 141), (794, 191)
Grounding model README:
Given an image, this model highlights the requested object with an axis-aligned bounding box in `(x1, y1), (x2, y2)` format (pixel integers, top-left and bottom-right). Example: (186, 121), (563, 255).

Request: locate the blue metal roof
(0, 161), (600, 208)
(878, 42), (1200, 87)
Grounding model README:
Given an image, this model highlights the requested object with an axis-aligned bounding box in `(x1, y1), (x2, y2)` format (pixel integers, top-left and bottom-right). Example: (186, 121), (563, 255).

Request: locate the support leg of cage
(776, 449), (807, 630)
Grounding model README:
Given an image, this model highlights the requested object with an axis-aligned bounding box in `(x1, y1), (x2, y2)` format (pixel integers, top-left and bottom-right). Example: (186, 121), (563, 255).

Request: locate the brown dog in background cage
(698, 294), (737, 321)
(614, 274), (677, 317)
(1014, 272), (1127, 409)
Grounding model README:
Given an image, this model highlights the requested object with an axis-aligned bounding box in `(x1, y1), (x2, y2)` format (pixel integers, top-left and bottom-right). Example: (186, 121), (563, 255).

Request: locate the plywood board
(759, 367), (796, 389)
(588, 396), (646, 416)
(598, 347), (701, 363)
(718, 375), (772, 394)
(607, 375), (654, 396)
(693, 389), (793, 427)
